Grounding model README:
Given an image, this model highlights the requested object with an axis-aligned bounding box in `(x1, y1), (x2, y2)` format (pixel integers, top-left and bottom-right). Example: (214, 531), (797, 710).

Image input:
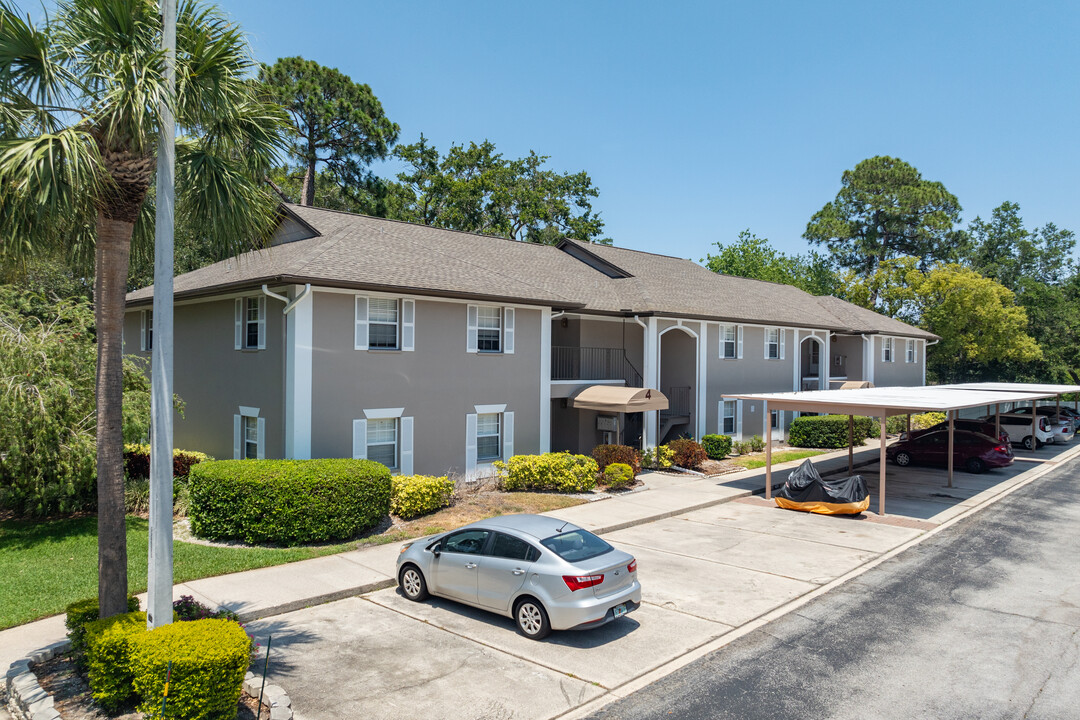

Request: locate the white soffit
(721, 385), (1055, 416)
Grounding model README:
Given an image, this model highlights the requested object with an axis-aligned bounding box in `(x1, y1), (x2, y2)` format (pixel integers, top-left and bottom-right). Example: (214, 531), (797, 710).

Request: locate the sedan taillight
(563, 574), (604, 591)
(627, 559), (637, 573)
(994, 445), (1008, 453)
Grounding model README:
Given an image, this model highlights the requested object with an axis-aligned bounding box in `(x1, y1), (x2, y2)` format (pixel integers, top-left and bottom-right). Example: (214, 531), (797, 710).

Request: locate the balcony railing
(552, 346), (643, 387)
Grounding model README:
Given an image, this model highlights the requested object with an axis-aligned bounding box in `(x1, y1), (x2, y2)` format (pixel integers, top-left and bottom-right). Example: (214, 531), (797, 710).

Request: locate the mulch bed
(31, 653), (261, 720)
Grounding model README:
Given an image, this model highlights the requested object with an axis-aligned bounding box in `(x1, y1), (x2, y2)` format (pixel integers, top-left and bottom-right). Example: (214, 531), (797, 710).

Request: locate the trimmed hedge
(124, 443), (210, 479)
(701, 434), (732, 460)
(130, 619), (250, 720)
(789, 415), (877, 449)
(602, 462), (635, 489)
(391, 475), (455, 519)
(66, 595), (141, 667)
(668, 439), (707, 470)
(496, 453), (598, 493)
(188, 459), (391, 545)
(591, 444), (642, 475)
(84, 611), (148, 711)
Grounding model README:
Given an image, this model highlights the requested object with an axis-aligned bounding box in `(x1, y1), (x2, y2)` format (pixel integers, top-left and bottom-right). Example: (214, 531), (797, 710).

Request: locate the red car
(886, 429), (1013, 473)
(902, 419), (1010, 446)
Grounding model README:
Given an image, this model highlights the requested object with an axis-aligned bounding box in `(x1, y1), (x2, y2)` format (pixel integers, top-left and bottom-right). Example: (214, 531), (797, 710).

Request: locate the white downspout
(263, 283), (311, 315)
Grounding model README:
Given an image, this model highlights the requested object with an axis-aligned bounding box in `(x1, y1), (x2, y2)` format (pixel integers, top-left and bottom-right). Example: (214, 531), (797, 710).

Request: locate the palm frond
(0, 2), (77, 134)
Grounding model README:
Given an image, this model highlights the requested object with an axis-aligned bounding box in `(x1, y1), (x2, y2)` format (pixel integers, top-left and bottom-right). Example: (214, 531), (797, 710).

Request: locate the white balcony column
(285, 285), (313, 459)
(643, 317), (659, 449)
(540, 307), (552, 452)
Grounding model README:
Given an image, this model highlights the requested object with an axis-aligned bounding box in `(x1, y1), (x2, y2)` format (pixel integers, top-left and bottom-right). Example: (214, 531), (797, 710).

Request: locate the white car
(983, 414), (1055, 450)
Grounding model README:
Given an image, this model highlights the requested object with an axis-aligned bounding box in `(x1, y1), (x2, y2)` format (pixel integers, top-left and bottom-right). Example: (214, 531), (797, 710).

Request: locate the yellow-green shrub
(602, 463), (635, 489)
(391, 475), (455, 519)
(642, 445), (674, 469)
(130, 619), (250, 720)
(495, 453), (598, 493)
(84, 611), (148, 711)
(65, 595), (141, 666)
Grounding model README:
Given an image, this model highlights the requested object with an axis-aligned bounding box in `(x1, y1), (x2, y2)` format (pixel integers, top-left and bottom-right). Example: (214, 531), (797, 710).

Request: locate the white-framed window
(465, 405), (514, 472)
(140, 310), (153, 352)
(476, 413), (501, 461)
(234, 297), (266, 350)
(906, 339), (915, 363)
(467, 305), (514, 354)
(882, 337), (894, 363)
(765, 327), (783, 360)
(233, 407), (265, 460)
(366, 417), (398, 469)
(722, 400), (737, 434)
(720, 324), (742, 359)
(352, 409), (414, 474)
(368, 298), (399, 350)
(477, 307), (501, 352)
(355, 296), (415, 352)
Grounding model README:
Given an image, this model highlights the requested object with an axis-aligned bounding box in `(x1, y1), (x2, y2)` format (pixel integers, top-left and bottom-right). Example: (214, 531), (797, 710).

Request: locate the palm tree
(0, 0), (286, 617)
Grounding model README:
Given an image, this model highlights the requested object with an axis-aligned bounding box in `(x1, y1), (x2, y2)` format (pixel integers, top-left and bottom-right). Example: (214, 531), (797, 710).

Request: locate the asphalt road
(587, 461), (1080, 720)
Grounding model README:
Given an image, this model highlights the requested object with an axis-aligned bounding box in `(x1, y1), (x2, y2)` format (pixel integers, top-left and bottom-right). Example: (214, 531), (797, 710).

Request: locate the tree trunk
(301, 154), (316, 206)
(95, 214), (133, 619)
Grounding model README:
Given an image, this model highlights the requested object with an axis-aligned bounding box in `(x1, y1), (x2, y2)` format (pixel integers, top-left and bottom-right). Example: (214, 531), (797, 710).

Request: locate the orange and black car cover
(774, 459), (869, 515)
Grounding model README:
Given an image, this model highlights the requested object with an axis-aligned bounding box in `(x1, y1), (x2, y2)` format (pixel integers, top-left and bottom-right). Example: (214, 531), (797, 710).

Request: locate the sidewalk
(0, 438), (918, 672)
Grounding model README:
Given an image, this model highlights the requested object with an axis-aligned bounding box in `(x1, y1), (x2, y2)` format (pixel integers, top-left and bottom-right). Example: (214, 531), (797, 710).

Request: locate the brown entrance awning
(570, 386), (669, 412)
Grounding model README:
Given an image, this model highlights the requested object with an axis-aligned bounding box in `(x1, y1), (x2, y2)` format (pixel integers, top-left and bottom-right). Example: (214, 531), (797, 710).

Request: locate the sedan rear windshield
(541, 529), (613, 563)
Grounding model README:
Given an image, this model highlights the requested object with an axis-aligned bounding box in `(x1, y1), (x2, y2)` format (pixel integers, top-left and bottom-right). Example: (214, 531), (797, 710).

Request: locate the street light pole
(148, 0), (176, 630)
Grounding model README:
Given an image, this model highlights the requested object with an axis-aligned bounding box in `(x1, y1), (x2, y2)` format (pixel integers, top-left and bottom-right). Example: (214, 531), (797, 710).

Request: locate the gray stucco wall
(705, 325), (795, 438)
(124, 296), (285, 460)
(830, 335), (865, 383)
(309, 293), (542, 475)
(873, 336), (924, 387)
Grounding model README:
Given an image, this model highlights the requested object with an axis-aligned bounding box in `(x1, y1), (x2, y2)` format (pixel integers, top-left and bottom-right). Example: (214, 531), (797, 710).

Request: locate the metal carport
(722, 386), (1056, 516)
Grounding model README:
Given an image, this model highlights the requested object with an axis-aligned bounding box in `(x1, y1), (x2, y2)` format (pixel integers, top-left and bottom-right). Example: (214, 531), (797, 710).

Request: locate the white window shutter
(737, 325), (743, 359)
(736, 400), (743, 440)
(355, 296), (369, 350)
(763, 328), (769, 358)
(881, 338), (886, 362)
(779, 329), (786, 360)
(257, 297), (267, 350)
(401, 299), (415, 352)
(502, 411), (514, 460)
(352, 419), (368, 459)
(256, 417), (266, 459)
(140, 311), (147, 352)
(400, 416), (414, 475)
(503, 308), (515, 354)
(465, 413), (478, 471)
(233, 414), (241, 459)
(234, 299), (242, 350)
(467, 305), (478, 353)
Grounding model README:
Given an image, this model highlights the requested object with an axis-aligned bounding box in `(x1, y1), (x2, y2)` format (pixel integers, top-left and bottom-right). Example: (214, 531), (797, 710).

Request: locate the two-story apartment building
(125, 204), (936, 477)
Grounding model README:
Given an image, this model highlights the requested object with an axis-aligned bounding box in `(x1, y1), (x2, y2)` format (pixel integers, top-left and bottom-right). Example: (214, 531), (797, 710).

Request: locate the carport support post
(995, 404), (1000, 443)
(764, 400), (772, 500)
(947, 410), (954, 488)
(848, 415), (854, 474)
(1032, 401), (1038, 450)
(878, 409), (887, 516)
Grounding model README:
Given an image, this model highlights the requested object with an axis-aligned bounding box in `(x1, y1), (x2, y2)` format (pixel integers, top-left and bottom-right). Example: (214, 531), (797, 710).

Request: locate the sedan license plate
(612, 603), (627, 618)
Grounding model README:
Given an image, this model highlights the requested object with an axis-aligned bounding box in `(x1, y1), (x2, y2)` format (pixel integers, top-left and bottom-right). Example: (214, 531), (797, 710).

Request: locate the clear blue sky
(85, 1), (1080, 259)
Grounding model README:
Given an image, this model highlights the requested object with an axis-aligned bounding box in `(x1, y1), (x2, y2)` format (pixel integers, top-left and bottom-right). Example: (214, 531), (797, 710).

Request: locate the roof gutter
(263, 283), (311, 315)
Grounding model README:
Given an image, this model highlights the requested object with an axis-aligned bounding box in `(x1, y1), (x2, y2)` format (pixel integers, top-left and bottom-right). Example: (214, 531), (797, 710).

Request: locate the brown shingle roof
(126, 204), (936, 339)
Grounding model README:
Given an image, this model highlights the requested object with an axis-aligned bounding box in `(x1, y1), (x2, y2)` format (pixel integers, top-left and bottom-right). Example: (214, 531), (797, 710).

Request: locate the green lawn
(731, 449), (825, 470)
(0, 516), (368, 631)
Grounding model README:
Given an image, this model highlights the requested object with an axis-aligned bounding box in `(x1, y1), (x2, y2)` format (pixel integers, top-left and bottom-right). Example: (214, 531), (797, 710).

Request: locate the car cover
(774, 459), (869, 515)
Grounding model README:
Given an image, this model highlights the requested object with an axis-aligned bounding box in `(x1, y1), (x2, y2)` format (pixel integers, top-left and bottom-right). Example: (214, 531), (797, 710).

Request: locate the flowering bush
(495, 453), (598, 493)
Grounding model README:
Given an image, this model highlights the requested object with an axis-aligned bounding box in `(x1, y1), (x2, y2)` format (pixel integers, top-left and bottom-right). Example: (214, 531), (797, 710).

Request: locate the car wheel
(964, 457), (986, 474)
(514, 598), (551, 640)
(1023, 436), (1035, 451)
(399, 564), (429, 602)
(894, 451), (911, 467)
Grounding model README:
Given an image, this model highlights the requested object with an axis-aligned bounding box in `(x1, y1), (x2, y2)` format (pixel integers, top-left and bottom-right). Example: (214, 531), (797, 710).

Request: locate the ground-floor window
(234, 407), (264, 460)
(367, 418), (398, 469)
(722, 400), (736, 434)
(477, 413), (501, 460)
(243, 416), (258, 459)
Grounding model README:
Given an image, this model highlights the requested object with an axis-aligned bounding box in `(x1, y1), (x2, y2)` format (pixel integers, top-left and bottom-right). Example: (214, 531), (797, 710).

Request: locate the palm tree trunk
(95, 213), (133, 619)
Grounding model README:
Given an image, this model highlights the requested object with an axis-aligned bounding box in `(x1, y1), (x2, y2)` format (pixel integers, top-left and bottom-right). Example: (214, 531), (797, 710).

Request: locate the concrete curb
(234, 578), (397, 624)
(553, 440), (1080, 720)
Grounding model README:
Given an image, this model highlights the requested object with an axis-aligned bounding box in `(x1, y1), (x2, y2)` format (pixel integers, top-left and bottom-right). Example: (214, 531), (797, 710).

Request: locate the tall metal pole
(148, 0), (176, 629)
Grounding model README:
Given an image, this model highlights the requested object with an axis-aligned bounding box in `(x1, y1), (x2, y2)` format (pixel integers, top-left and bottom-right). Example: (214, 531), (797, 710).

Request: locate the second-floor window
(467, 305), (515, 354)
(883, 337), (894, 363)
(234, 297), (265, 350)
(906, 339), (915, 363)
(368, 298), (399, 349)
(721, 325), (738, 359)
(766, 328), (780, 360)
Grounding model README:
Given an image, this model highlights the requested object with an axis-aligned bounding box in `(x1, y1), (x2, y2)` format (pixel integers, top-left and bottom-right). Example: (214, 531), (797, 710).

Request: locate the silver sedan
(395, 514), (641, 640)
